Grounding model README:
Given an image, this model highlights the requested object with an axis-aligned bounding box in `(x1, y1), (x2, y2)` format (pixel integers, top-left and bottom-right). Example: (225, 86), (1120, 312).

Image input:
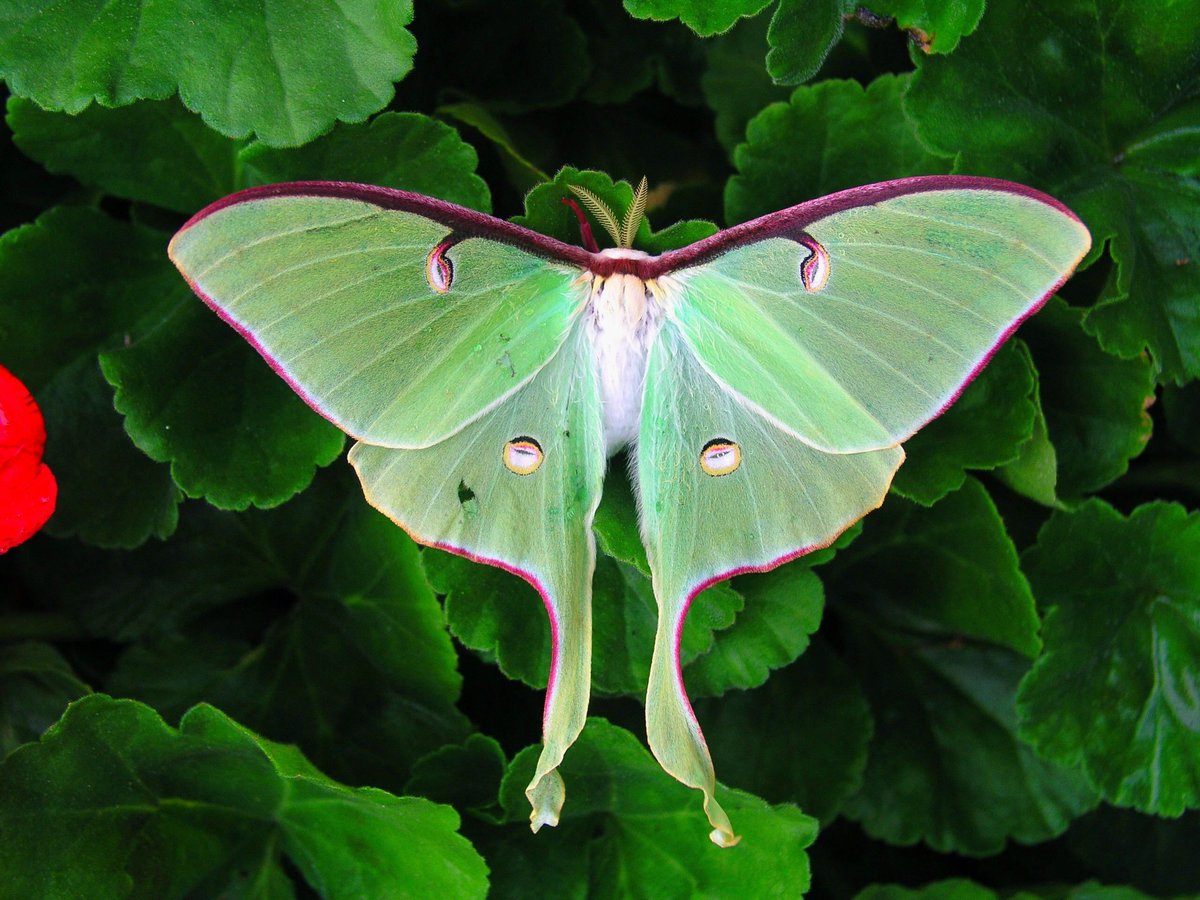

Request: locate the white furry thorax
(583, 249), (674, 454)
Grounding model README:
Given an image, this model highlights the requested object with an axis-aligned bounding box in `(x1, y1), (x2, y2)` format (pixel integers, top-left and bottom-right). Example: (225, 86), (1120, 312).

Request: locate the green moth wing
(663, 184), (1091, 453)
(171, 175), (1091, 847)
(351, 323), (605, 832)
(636, 325), (904, 846)
(168, 184), (593, 449)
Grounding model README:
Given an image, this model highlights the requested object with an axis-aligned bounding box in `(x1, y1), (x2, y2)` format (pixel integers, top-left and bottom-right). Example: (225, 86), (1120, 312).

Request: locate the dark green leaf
(0, 641), (89, 757)
(622, 0), (773, 37)
(19, 501), (277, 642)
(242, 112), (493, 212)
(487, 717), (817, 896)
(906, 0), (1200, 382)
(1018, 500), (1200, 815)
(697, 636), (872, 823)
(828, 477), (1041, 658)
(99, 302), (345, 511)
(406, 734), (508, 820)
(0, 695), (488, 898)
(1015, 297), (1155, 503)
(104, 469), (471, 788)
(725, 74), (951, 224)
(7, 96), (242, 213)
(0, 0), (417, 147)
(0, 206), (184, 546)
(766, 0), (847, 85)
(841, 632), (1098, 854)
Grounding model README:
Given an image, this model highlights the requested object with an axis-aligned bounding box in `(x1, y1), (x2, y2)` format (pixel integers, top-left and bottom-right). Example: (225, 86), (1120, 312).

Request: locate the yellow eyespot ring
(504, 436), (544, 475)
(700, 439), (741, 476)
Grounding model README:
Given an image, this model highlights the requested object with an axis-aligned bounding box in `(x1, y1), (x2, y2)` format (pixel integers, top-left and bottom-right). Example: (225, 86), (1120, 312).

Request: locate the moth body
(585, 250), (666, 454)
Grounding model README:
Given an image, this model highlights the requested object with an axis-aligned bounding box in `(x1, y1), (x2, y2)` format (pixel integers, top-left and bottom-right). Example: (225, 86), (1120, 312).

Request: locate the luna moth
(169, 174), (1090, 846)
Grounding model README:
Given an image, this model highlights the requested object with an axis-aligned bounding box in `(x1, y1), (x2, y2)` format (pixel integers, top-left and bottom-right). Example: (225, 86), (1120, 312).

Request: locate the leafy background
(1, 0), (1198, 896)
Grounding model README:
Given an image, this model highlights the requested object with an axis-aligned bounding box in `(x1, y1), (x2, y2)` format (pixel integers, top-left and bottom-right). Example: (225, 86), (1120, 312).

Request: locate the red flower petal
(0, 364), (57, 552)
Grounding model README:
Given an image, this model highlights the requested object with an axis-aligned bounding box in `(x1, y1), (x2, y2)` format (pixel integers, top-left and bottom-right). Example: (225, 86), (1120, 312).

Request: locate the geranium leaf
(1018, 500), (1200, 815)
(486, 717), (816, 895)
(0, 695), (488, 897)
(0, 0), (417, 147)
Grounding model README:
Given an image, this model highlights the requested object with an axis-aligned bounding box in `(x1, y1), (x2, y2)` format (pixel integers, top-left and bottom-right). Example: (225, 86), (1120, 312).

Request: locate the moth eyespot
(700, 439), (741, 477)
(799, 237), (830, 293)
(426, 241), (455, 293)
(504, 436), (544, 475)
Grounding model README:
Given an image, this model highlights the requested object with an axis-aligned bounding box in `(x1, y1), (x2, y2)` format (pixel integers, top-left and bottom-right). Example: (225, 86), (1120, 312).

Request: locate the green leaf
(0, 0), (417, 147)
(592, 463), (651, 573)
(702, 11), (791, 154)
(841, 632), (1098, 854)
(765, 0), (847, 85)
(242, 112), (493, 213)
(1018, 500), (1200, 815)
(18, 502), (277, 642)
(406, 734), (508, 821)
(622, 0), (773, 37)
(828, 477), (1042, 658)
(866, 0), (986, 54)
(725, 74), (951, 224)
(104, 468), (471, 788)
(0, 695), (488, 898)
(487, 717), (817, 896)
(995, 377), (1062, 507)
(0, 641), (90, 757)
(1016, 297), (1155, 502)
(684, 561), (824, 696)
(906, 0), (1200, 382)
(99, 302), (346, 511)
(0, 206), (184, 547)
(697, 636), (872, 823)
(6, 96), (242, 214)
(892, 339), (1038, 506)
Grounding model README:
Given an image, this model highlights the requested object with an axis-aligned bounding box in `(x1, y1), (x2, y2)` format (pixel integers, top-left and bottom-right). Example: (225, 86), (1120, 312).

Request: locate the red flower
(0, 365), (57, 552)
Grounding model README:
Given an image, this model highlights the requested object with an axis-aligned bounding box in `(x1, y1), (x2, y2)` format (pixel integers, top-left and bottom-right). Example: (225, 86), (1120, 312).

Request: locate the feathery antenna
(620, 177), (648, 249)
(566, 178), (649, 249)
